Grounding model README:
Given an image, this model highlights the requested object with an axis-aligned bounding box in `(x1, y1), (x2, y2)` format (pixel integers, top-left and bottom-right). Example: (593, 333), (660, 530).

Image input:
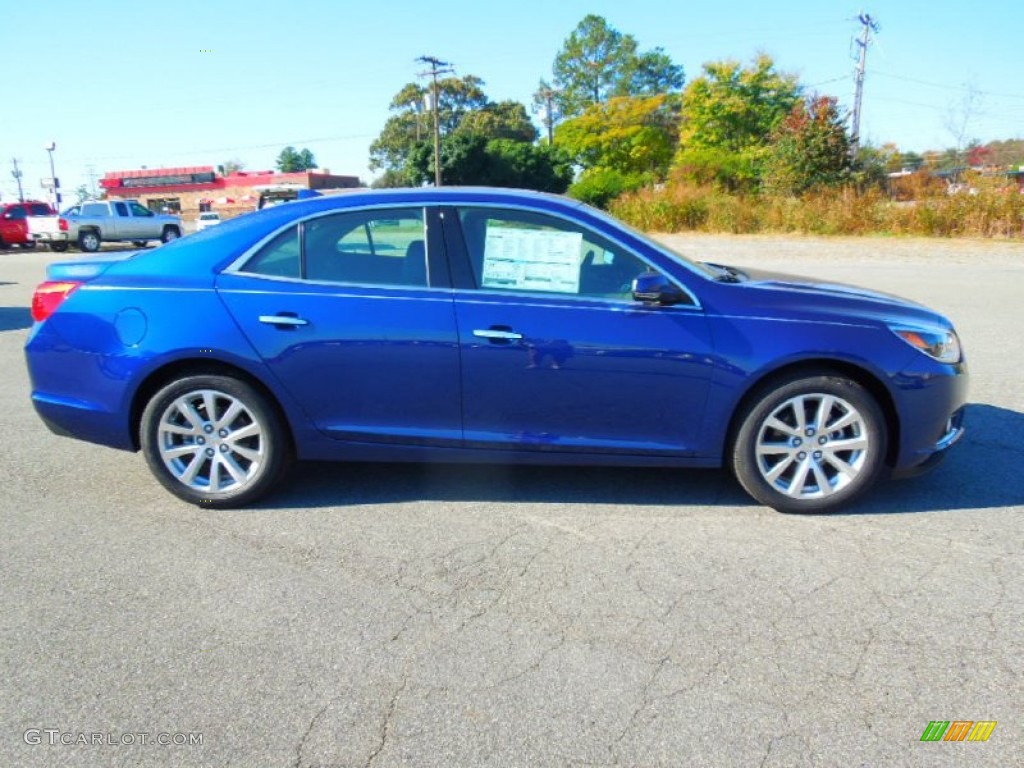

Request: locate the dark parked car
(25, 188), (967, 512)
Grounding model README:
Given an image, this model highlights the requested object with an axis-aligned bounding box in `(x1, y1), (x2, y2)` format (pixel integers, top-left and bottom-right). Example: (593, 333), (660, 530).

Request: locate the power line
(80, 133), (376, 163)
(870, 71), (1024, 101)
(805, 75), (850, 90)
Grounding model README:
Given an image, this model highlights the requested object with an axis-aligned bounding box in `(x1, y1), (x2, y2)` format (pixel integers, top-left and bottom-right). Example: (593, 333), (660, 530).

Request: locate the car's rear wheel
(141, 374), (292, 508)
(161, 226), (180, 243)
(78, 230), (101, 252)
(731, 373), (886, 514)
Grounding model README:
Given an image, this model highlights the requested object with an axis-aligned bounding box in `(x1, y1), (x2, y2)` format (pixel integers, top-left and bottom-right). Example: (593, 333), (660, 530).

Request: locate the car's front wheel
(161, 226), (180, 244)
(140, 374), (292, 508)
(731, 373), (886, 514)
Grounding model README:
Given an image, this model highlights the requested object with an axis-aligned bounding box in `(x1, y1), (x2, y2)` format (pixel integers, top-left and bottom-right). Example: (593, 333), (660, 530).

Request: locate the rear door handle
(259, 314), (309, 327)
(473, 329), (523, 341)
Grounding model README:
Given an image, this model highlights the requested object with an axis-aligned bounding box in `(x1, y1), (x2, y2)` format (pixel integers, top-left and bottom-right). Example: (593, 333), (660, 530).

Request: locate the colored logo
(920, 721), (997, 742)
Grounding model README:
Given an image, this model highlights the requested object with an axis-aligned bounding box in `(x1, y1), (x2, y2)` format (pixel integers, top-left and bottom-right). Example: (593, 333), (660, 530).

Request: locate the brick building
(99, 166), (361, 221)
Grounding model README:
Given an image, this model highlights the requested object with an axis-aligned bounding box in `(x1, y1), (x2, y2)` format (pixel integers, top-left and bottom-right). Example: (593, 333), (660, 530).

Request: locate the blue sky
(2, 0), (1022, 201)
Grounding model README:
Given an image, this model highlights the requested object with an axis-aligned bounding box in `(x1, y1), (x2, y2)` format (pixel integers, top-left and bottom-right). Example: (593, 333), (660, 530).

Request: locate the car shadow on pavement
(843, 402), (1024, 515)
(267, 462), (746, 510)
(0, 306), (32, 332)
(253, 402), (1021, 514)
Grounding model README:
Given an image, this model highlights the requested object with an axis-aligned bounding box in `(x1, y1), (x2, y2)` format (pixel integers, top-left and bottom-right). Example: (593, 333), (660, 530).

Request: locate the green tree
(762, 96), (853, 195)
(555, 94), (679, 179)
(484, 139), (574, 192)
(680, 54), (799, 153)
(676, 54), (800, 189)
(220, 158), (246, 175)
(276, 146), (317, 172)
(369, 75), (489, 175)
(456, 100), (537, 143)
(551, 14), (683, 118)
(408, 134), (572, 192)
(72, 184), (91, 204)
(900, 151), (925, 171)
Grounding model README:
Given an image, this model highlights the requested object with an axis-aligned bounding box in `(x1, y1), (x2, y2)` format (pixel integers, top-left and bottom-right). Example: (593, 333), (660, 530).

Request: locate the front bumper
(892, 406), (966, 478)
(891, 359), (969, 474)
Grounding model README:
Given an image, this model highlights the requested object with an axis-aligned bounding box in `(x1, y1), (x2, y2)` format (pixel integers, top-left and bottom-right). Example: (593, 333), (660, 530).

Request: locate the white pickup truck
(29, 200), (183, 252)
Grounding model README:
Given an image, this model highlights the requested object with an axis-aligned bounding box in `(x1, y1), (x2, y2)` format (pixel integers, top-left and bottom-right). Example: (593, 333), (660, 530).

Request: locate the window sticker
(481, 226), (583, 294)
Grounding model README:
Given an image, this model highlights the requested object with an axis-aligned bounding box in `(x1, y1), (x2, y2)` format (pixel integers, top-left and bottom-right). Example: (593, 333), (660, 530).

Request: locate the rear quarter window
(240, 225), (300, 279)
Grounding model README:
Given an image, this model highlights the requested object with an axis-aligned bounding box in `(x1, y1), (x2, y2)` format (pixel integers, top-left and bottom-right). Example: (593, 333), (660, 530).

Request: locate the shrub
(569, 169), (647, 209)
(610, 181), (1024, 238)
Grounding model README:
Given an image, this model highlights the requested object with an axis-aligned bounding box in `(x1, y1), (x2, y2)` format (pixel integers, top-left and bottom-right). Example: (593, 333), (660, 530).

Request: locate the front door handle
(259, 314), (309, 327)
(473, 328), (523, 341)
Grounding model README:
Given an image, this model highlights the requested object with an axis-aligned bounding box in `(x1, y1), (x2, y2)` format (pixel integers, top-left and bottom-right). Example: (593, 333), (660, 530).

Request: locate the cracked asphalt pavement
(1, 235), (1021, 767)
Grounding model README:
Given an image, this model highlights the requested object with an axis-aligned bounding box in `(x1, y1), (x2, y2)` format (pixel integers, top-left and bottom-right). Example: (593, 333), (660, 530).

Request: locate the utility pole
(10, 158), (25, 202)
(536, 85), (559, 145)
(86, 164), (98, 198)
(417, 55), (453, 187)
(850, 12), (880, 159)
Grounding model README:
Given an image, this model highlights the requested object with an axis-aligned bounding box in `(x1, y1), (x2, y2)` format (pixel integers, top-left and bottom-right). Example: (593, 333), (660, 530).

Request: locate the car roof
(114, 187), (611, 280)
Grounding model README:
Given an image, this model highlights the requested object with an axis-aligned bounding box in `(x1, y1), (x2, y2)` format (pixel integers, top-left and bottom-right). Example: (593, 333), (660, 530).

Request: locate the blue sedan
(25, 188), (967, 512)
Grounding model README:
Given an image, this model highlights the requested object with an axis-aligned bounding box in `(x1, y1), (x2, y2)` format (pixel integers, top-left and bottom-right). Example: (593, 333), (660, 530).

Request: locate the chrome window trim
(220, 271), (454, 297)
(222, 198), (702, 309)
(454, 288), (703, 313)
(224, 204), (431, 289)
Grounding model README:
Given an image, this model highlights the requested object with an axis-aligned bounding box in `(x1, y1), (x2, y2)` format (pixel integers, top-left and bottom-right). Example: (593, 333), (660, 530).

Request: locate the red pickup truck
(0, 201), (55, 249)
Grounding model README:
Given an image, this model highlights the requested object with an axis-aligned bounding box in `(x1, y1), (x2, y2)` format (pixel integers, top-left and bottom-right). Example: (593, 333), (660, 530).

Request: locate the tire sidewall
(140, 374), (290, 508)
(732, 374), (887, 514)
(78, 231), (100, 252)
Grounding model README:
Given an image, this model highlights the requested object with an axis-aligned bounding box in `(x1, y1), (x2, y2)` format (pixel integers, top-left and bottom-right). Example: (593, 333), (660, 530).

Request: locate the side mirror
(632, 272), (688, 306)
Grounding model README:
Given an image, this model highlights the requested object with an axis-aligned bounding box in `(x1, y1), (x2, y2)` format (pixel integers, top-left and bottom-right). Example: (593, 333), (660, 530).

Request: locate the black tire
(49, 242), (69, 252)
(140, 374), (292, 508)
(0, 237), (8, 250)
(78, 230), (101, 252)
(160, 226), (180, 244)
(731, 372), (887, 514)
(132, 240), (148, 248)
(19, 241), (36, 250)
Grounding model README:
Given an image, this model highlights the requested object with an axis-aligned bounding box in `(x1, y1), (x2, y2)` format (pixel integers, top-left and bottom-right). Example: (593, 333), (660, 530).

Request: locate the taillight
(59, 218), (68, 231)
(31, 281), (82, 322)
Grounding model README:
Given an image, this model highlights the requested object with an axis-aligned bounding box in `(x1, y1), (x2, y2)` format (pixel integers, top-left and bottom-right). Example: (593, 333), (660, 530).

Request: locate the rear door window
(238, 207), (435, 288)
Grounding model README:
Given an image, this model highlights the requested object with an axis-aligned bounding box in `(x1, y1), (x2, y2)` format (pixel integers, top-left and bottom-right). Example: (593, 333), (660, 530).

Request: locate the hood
(742, 265), (925, 306)
(711, 264), (950, 329)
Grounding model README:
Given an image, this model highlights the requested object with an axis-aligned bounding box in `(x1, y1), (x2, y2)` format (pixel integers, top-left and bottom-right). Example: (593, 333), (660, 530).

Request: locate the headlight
(890, 325), (961, 363)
